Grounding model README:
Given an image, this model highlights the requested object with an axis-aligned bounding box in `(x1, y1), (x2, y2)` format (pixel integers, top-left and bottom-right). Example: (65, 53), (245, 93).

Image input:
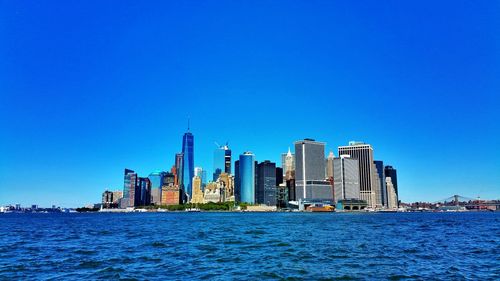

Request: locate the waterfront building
(256, 160), (277, 206)
(326, 151), (335, 179)
(295, 139), (332, 200)
(338, 142), (378, 208)
(281, 148), (295, 179)
(102, 190), (114, 208)
(122, 169), (138, 208)
(149, 171), (166, 205)
(386, 177), (398, 209)
(277, 183), (288, 208)
(181, 128), (194, 201)
(191, 176), (205, 204)
(374, 161), (387, 207)
(333, 155), (360, 201)
(384, 166), (398, 198)
(237, 152), (256, 204)
(203, 182), (223, 203)
(162, 185), (182, 205)
(217, 172), (235, 202)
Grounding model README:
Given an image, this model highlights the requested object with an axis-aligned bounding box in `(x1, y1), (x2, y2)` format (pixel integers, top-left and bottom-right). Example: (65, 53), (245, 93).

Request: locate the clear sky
(1, 1), (499, 207)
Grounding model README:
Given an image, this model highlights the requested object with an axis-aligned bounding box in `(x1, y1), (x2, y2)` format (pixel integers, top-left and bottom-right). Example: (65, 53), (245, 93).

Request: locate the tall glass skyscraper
(238, 152), (255, 204)
(148, 171), (166, 205)
(182, 130), (194, 200)
(213, 144), (231, 181)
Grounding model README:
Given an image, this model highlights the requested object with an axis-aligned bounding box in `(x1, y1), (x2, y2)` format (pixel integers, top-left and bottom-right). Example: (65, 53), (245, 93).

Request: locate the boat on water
(306, 205), (334, 212)
(186, 208), (201, 212)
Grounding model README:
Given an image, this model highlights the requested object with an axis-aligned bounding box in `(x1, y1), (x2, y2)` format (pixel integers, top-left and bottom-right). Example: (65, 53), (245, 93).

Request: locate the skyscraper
(333, 155), (360, 201)
(384, 165), (398, 206)
(136, 177), (151, 206)
(256, 161), (277, 206)
(181, 129), (194, 201)
(386, 177), (398, 209)
(148, 171), (166, 205)
(338, 141), (377, 208)
(384, 166), (398, 196)
(175, 153), (184, 187)
(122, 169), (138, 208)
(326, 151), (335, 179)
(213, 144), (231, 180)
(281, 148), (295, 178)
(234, 160), (240, 201)
(374, 161), (387, 207)
(295, 139), (332, 200)
(237, 152), (256, 204)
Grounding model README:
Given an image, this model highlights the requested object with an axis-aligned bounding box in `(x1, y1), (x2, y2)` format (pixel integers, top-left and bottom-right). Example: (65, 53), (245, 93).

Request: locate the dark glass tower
(182, 130), (194, 200)
(374, 160), (387, 207)
(256, 161), (277, 206)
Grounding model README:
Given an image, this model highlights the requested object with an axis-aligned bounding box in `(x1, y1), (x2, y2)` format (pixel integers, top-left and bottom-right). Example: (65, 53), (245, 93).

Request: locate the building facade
(281, 148), (295, 178)
(326, 151), (335, 179)
(256, 161), (277, 206)
(333, 155), (360, 201)
(384, 166), (398, 198)
(338, 142), (377, 208)
(386, 177), (398, 209)
(122, 169), (138, 208)
(191, 176), (205, 204)
(148, 171), (166, 205)
(182, 130), (194, 201)
(295, 139), (331, 200)
(237, 152), (256, 204)
(213, 144), (231, 181)
(374, 161), (387, 207)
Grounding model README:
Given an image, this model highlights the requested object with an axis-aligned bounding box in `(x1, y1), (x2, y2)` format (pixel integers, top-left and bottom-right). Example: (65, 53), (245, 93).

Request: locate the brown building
(162, 185), (181, 205)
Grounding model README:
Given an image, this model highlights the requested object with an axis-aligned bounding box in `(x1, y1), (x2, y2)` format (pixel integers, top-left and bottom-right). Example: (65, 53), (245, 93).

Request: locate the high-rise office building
(234, 160), (240, 201)
(136, 177), (151, 206)
(175, 153), (184, 187)
(386, 177), (398, 209)
(374, 161), (387, 207)
(213, 144), (231, 181)
(122, 169), (138, 208)
(338, 142), (377, 208)
(237, 152), (256, 204)
(194, 167), (206, 190)
(281, 148), (295, 178)
(333, 155), (360, 201)
(256, 161), (277, 206)
(191, 176), (204, 204)
(326, 151), (335, 179)
(384, 166), (398, 197)
(148, 171), (166, 205)
(295, 139), (332, 200)
(181, 129), (194, 201)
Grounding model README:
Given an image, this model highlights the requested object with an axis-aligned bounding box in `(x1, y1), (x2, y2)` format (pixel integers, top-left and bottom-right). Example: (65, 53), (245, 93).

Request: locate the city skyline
(1, 1), (499, 207)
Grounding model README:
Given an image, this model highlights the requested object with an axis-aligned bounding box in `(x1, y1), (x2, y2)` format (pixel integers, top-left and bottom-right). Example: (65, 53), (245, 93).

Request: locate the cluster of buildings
(102, 126), (400, 211)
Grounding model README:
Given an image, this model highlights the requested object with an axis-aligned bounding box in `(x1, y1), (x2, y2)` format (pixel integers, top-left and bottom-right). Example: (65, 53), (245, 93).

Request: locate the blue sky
(1, 1), (499, 207)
